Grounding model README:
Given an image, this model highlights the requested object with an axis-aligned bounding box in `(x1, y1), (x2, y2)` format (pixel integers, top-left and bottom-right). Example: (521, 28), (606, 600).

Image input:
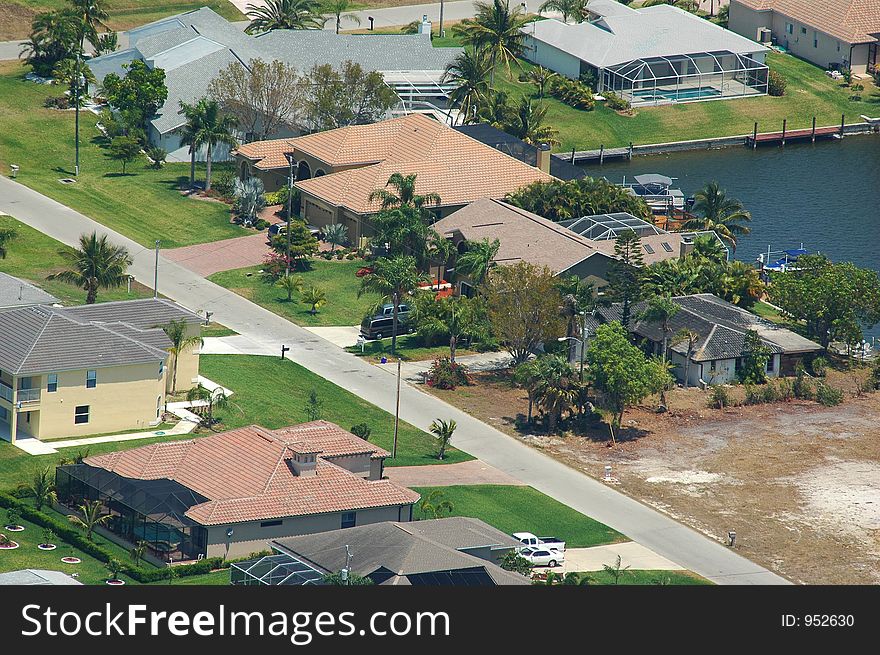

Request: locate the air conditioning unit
(759, 28), (772, 44)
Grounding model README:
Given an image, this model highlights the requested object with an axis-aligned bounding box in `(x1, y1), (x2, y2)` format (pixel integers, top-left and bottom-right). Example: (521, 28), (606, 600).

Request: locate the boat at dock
(619, 173), (691, 215)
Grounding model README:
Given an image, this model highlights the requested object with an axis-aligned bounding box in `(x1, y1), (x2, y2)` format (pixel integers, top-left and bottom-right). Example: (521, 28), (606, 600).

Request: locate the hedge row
(0, 492), (226, 583)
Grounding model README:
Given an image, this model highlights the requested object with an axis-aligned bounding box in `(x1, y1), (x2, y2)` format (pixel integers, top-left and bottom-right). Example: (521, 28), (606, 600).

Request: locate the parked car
(519, 547), (564, 567)
(267, 223), (322, 240)
(512, 532), (566, 552)
(359, 315), (410, 341)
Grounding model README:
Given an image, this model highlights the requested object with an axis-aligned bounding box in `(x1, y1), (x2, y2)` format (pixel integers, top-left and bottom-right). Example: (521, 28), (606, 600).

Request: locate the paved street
(0, 175), (789, 584)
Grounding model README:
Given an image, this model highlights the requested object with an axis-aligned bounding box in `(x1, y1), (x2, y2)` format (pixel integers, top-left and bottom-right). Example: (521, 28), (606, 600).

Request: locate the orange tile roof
(234, 138), (297, 171)
(734, 0), (880, 43)
(84, 421), (416, 526)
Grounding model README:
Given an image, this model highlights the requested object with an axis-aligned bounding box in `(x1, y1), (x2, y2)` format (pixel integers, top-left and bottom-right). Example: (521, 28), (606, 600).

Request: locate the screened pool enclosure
(601, 51), (768, 106)
(56, 463), (209, 562)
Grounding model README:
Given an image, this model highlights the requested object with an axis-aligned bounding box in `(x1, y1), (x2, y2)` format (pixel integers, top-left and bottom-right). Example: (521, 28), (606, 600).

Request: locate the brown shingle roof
(734, 0), (880, 43)
(84, 422), (416, 526)
(433, 198), (606, 274)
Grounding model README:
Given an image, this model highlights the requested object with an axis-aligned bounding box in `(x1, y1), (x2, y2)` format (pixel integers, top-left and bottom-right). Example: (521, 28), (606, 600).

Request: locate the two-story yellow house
(0, 297), (203, 444)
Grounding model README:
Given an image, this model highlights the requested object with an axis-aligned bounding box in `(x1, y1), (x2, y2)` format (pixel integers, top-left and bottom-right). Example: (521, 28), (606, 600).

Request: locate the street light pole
(74, 53), (81, 176)
(285, 154), (294, 278)
(153, 239), (160, 298)
(439, 0), (445, 37)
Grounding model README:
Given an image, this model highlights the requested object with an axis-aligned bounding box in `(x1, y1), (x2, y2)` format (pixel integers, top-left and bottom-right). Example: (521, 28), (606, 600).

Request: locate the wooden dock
(746, 116), (846, 147)
(566, 144), (633, 165)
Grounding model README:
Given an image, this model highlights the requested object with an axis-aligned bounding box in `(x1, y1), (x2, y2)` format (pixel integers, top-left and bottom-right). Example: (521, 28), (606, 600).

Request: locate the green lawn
(347, 333), (478, 362)
(0, 1), (245, 40)
(413, 485), (625, 547)
(208, 259), (381, 327)
(0, 61), (248, 248)
(569, 570), (713, 585)
(200, 354), (472, 466)
(0, 214), (155, 304)
(500, 52), (880, 151)
(201, 322), (238, 338)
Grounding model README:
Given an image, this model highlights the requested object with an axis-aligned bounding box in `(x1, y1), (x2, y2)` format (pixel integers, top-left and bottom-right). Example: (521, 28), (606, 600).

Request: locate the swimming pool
(632, 87), (723, 102)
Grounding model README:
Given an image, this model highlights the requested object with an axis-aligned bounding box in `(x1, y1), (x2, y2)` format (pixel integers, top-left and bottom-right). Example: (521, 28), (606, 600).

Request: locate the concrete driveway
(558, 542), (686, 574)
(386, 460), (526, 487)
(303, 325), (361, 349)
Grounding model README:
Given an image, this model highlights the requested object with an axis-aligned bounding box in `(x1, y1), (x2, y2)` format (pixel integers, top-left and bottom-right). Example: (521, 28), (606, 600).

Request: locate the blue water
(582, 134), (880, 334)
(633, 87), (722, 101)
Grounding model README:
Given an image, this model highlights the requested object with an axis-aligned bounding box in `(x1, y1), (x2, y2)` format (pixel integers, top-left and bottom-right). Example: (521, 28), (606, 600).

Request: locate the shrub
(233, 177), (267, 226)
(350, 423), (372, 441)
(816, 382), (843, 406)
(762, 382), (781, 403)
(549, 77), (595, 110)
(707, 384), (730, 409)
(261, 251), (292, 280)
(810, 356), (829, 377)
(427, 357), (469, 390)
(743, 384), (763, 405)
(145, 146), (166, 169)
(212, 170), (236, 199)
(768, 70), (786, 96)
(253, 219), (270, 230)
(264, 188), (289, 207)
(44, 95), (70, 109)
(793, 366), (814, 400)
(603, 91), (631, 112)
(776, 378), (794, 401)
(356, 266), (374, 278)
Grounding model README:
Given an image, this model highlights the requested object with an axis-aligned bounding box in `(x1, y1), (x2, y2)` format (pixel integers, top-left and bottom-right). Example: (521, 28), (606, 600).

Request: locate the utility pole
(153, 239), (160, 298)
(285, 154), (294, 278)
(439, 0), (445, 37)
(74, 52), (82, 176)
(393, 356), (401, 459)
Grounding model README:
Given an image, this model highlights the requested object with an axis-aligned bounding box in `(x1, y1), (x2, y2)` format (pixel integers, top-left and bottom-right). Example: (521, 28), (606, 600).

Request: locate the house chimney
(288, 450), (319, 477)
(679, 235), (695, 259)
(536, 143), (551, 173)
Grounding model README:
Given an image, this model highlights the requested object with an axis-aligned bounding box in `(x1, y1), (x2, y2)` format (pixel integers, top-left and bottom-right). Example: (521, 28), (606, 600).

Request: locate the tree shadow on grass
(103, 171), (136, 178)
(51, 166), (76, 177)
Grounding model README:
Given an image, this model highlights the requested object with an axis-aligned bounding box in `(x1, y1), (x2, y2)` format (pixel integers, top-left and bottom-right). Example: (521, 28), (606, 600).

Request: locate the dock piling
(570, 148), (575, 164)
(840, 113), (845, 138)
(811, 116), (816, 142)
(599, 144), (605, 165)
(752, 122), (758, 149)
(781, 119), (787, 146)
(628, 141), (633, 160)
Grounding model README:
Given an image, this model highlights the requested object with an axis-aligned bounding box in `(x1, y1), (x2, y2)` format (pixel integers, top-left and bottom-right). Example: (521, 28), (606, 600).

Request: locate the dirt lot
(425, 369), (880, 584)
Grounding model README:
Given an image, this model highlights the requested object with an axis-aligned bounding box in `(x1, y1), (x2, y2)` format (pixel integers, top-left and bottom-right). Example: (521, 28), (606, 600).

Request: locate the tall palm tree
(178, 99), (205, 189)
(370, 205), (431, 258)
(245, 0), (325, 33)
(70, 0), (109, 52)
(455, 238), (500, 287)
(322, 0), (361, 33)
(508, 97), (559, 146)
(681, 181), (751, 251)
(427, 230), (457, 285)
(429, 418), (457, 460)
(539, 0), (591, 24)
(48, 232), (132, 304)
(0, 227), (16, 259)
(53, 56), (96, 176)
(368, 172), (441, 215)
(191, 99), (238, 192)
(68, 500), (110, 541)
(160, 319), (204, 394)
(129, 540), (148, 567)
(358, 255), (429, 355)
(454, 0), (530, 83)
(525, 65), (557, 98)
(28, 466), (57, 512)
(442, 49), (493, 125)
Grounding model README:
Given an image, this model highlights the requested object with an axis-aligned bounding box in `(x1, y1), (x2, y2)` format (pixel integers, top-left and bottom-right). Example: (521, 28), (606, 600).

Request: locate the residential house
(234, 114), (554, 243)
(595, 293), (822, 386)
(432, 200), (713, 295)
(0, 298), (203, 443)
(0, 272), (59, 309)
(522, 2), (770, 106)
(231, 517), (530, 585)
(56, 421), (419, 561)
(86, 7), (462, 161)
(728, 0), (880, 75)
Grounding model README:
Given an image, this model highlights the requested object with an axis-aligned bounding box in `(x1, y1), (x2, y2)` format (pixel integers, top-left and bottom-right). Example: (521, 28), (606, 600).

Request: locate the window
(813, 32), (818, 48)
(786, 23), (793, 35)
(47, 373), (57, 393)
(643, 244), (655, 254)
(0, 406), (7, 422)
(766, 356), (775, 372)
(158, 361), (165, 379)
(260, 520), (283, 528)
(86, 370), (97, 389)
(341, 512), (356, 529)
(710, 360), (717, 372)
(74, 405), (90, 425)
(801, 27), (807, 35)
(735, 358), (743, 371)
(661, 242), (673, 252)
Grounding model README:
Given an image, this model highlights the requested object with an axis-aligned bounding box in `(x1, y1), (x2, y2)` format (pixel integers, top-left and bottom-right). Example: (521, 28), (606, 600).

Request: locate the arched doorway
(296, 161), (312, 180)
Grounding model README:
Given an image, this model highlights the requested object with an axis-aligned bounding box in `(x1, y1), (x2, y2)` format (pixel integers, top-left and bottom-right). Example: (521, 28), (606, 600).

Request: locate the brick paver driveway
(163, 232), (271, 276)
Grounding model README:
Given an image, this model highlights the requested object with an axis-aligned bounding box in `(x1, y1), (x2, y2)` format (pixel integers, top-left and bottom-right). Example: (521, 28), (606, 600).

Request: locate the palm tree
(0, 227), (16, 259)
(323, 223), (349, 252)
(28, 466), (57, 511)
(427, 231), (457, 286)
(276, 273), (304, 301)
(508, 97), (559, 146)
(191, 99), (238, 192)
(533, 355), (579, 433)
(322, 0), (361, 33)
(358, 255), (429, 355)
(454, 0), (530, 83)
(300, 285), (327, 314)
(68, 500), (110, 541)
(429, 418), (457, 460)
(513, 358), (541, 424)
(525, 65), (557, 98)
(539, 0), (590, 23)
(129, 540), (148, 567)
(70, 0), (109, 52)
(53, 56), (96, 176)
(48, 232), (131, 304)
(454, 238), (500, 287)
(368, 172), (441, 216)
(186, 383), (235, 429)
(681, 181), (751, 251)
(637, 295), (680, 364)
(370, 205), (430, 258)
(477, 90), (515, 128)
(178, 99), (204, 189)
(245, 0), (325, 33)
(690, 232), (728, 264)
(106, 557), (123, 581)
(672, 328), (699, 389)
(419, 489), (454, 519)
(161, 319), (204, 393)
(442, 49), (493, 125)
(602, 554), (631, 584)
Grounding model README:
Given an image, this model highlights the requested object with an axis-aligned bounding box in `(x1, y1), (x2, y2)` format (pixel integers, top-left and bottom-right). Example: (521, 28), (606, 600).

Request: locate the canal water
(582, 133), (880, 334)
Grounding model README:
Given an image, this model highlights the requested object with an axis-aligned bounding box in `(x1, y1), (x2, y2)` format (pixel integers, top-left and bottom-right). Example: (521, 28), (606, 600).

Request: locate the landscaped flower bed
(0, 533), (19, 549)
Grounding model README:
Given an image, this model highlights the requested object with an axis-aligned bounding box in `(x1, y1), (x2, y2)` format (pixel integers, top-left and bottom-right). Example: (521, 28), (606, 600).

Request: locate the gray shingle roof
(597, 293), (821, 361)
(60, 297), (203, 329)
(273, 518), (530, 585)
(0, 305), (171, 375)
(87, 7), (461, 136)
(0, 273), (59, 309)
